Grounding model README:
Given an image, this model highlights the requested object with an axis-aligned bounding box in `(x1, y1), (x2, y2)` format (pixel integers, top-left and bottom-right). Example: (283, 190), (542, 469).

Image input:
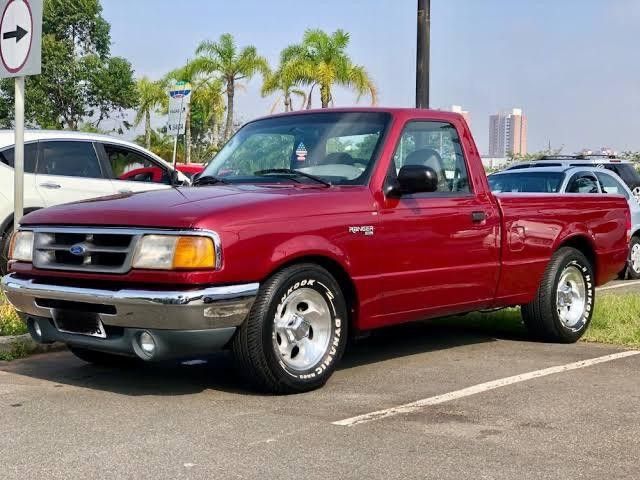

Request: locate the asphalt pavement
(1, 317), (639, 480)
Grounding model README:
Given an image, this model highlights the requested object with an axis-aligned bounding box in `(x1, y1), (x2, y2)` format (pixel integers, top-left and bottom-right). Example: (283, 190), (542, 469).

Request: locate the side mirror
(388, 165), (439, 196)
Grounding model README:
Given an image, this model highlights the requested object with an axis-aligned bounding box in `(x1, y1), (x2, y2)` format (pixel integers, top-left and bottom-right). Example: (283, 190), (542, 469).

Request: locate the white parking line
(333, 350), (640, 427)
(597, 280), (640, 291)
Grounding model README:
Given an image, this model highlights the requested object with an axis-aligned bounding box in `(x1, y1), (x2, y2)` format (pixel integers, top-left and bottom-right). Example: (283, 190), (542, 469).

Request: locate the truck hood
(21, 184), (370, 229)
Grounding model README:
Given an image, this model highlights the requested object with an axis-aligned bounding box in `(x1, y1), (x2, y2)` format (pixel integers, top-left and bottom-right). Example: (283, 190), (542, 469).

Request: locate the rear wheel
(522, 247), (595, 343)
(69, 346), (141, 368)
(232, 263), (348, 394)
(626, 236), (640, 280)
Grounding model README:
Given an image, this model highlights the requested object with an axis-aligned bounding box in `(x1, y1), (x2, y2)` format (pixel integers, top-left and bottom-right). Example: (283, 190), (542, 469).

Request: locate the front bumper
(1, 274), (259, 359)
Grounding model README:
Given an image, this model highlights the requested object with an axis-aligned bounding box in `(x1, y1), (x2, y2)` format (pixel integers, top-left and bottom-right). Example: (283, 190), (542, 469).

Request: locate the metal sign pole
(13, 75), (24, 232)
(172, 92), (185, 169)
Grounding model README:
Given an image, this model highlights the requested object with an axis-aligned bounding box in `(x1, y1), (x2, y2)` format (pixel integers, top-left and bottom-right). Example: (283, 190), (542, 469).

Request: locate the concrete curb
(0, 333), (66, 356)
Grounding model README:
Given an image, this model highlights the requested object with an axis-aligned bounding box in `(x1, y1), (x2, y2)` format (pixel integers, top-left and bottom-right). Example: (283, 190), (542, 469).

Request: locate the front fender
(268, 234), (352, 274)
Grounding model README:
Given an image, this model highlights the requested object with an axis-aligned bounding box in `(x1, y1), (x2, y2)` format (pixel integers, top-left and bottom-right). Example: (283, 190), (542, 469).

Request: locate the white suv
(0, 130), (188, 272)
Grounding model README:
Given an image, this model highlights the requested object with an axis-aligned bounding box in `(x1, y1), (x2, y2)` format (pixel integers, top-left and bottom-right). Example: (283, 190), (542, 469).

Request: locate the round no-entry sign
(0, 0), (33, 73)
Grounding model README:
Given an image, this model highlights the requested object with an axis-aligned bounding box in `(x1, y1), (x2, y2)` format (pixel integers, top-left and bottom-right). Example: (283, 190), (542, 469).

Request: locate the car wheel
(521, 247), (595, 343)
(0, 223), (12, 276)
(69, 346), (142, 368)
(632, 186), (640, 203)
(627, 236), (640, 280)
(232, 263), (348, 394)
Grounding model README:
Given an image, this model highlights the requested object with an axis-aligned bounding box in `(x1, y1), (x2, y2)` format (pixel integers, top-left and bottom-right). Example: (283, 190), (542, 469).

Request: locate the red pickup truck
(2, 108), (630, 393)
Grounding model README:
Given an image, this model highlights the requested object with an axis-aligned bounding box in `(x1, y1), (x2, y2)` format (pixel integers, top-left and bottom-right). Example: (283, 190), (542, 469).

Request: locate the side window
(104, 144), (166, 184)
(596, 172), (629, 199)
(0, 143), (38, 173)
(392, 121), (470, 193)
(567, 173), (599, 193)
(38, 141), (103, 179)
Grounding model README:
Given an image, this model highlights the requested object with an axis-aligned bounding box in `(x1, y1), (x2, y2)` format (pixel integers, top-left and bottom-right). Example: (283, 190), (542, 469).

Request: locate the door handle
(471, 211), (487, 223)
(40, 182), (61, 189)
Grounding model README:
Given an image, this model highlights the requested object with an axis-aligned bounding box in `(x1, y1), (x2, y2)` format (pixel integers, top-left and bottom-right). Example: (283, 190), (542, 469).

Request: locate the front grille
(32, 228), (138, 273)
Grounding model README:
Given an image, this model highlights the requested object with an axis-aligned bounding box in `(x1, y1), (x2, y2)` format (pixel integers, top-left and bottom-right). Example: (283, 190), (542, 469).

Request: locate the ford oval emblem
(69, 244), (87, 256)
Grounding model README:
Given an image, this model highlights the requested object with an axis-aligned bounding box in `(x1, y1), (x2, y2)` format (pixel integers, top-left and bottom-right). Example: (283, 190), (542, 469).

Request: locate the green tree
(1, 0), (137, 130)
(195, 33), (269, 141)
(262, 49), (307, 113)
(191, 78), (225, 156)
(282, 29), (377, 108)
(134, 129), (177, 162)
(134, 77), (167, 150)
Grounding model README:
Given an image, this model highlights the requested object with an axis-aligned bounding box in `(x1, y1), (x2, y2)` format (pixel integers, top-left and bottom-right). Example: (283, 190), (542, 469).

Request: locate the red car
(119, 163), (205, 183)
(3, 108), (630, 393)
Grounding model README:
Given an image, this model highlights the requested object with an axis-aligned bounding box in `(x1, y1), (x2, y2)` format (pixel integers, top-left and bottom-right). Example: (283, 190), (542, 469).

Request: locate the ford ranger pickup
(1, 108), (631, 393)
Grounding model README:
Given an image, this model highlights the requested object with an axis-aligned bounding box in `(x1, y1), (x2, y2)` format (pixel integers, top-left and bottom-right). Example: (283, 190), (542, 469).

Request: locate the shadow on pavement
(0, 316), (528, 397)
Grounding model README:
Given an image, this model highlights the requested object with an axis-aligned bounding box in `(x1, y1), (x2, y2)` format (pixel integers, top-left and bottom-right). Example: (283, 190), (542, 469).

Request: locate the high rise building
(488, 108), (527, 157)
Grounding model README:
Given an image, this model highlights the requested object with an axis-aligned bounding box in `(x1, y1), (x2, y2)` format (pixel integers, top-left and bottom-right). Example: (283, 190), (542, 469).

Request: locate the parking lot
(1, 314), (639, 480)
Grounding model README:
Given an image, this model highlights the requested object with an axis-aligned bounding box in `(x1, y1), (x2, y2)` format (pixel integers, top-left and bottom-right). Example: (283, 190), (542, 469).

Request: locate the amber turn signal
(172, 236), (216, 270)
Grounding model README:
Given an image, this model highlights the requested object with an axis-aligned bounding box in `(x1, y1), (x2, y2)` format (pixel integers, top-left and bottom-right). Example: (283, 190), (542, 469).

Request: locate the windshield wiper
(254, 169), (331, 187)
(192, 175), (230, 186)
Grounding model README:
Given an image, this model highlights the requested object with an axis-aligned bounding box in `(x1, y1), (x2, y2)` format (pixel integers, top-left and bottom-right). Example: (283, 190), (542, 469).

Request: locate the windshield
(488, 172), (565, 193)
(202, 112), (390, 185)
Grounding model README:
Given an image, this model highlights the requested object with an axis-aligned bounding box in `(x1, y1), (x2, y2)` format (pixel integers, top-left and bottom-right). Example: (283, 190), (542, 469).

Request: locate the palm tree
(192, 78), (226, 149)
(284, 29), (377, 108)
(262, 47), (307, 113)
(195, 33), (269, 141)
(134, 77), (167, 150)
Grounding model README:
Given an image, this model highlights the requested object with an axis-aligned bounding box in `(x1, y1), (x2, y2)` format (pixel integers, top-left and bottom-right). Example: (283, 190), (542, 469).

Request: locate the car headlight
(132, 234), (217, 270)
(8, 230), (34, 262)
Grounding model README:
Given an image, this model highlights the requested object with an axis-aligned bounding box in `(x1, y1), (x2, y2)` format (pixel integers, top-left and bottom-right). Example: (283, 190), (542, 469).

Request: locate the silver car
(489, 166), (640, 279)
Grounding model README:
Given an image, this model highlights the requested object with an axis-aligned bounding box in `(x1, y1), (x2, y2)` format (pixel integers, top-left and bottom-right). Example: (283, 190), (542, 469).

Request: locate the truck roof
(252, 107), (466, 123)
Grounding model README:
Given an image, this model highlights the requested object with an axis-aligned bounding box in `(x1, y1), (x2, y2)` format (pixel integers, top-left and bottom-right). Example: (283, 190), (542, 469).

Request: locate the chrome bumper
(1, 274), (258, 330)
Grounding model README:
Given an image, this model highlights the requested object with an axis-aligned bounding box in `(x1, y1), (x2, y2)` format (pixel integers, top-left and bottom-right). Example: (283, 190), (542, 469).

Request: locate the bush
(0, 292), (26, 336)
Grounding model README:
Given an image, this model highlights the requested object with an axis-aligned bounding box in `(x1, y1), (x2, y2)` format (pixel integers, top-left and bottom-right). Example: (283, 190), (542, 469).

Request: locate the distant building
(488, 108), (527, 157)
(450, 105), (471, 128)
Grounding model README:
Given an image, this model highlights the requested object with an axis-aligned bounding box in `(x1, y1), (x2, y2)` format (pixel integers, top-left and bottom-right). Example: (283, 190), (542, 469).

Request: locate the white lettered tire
(521, 247), (595, 343)
(232, 263), (348, 393)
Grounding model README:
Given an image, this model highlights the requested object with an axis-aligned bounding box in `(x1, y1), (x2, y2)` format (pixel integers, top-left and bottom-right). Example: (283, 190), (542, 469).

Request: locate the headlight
(132, 234), (216, 270)
(8, 231), (33, 262)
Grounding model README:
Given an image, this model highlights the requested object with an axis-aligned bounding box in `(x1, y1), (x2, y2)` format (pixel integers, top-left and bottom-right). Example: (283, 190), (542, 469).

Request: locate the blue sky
(102, 0), (640, 154)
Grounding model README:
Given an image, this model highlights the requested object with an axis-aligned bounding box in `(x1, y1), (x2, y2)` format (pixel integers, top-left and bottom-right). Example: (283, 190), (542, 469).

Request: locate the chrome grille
(33, 228), (138, 273)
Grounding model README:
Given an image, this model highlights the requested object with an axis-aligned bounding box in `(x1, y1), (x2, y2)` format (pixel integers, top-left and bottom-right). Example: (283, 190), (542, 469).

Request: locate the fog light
(139, 331), (156, 355)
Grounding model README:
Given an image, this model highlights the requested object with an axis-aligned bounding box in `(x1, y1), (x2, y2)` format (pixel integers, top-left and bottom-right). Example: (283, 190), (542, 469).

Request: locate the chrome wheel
(631, 243), (640, 274)
(273, 288), (332, 371)
(556, 265), (587, 330)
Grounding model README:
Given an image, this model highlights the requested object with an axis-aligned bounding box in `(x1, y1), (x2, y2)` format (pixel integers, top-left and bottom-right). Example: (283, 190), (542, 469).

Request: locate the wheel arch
(266, 254), (359, 333)
(556, 234), (597, 279)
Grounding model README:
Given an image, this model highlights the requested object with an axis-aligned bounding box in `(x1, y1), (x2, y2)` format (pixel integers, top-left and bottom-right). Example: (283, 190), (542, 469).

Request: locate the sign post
(167, 81), (192, 168)
(0, 0), (42, 232)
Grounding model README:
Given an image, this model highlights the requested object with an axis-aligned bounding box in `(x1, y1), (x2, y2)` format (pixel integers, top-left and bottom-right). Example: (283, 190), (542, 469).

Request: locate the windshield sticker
(296, 142), (308, 162)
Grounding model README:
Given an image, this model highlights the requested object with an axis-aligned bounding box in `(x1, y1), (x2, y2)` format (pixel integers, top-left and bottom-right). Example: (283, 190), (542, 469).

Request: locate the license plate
(51, 310), (107, 338)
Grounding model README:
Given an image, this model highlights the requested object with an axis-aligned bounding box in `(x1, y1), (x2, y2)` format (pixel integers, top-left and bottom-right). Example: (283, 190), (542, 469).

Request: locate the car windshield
(489, 172), (565, 193)
(202, 112), (390, 185)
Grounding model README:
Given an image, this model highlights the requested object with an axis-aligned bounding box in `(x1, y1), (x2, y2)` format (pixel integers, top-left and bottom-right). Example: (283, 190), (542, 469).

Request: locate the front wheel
(0, 223), (12, 275)
(521, 247), (595, 343)
(232, 264), (348, 394)
(626, 236), (640, 280)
